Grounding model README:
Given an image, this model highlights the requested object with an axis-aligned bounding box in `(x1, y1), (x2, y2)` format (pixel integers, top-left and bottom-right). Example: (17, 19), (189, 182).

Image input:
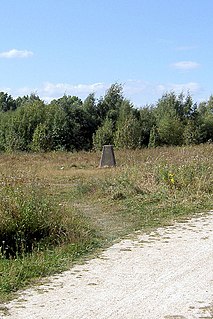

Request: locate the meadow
(0, 143), (213, 302)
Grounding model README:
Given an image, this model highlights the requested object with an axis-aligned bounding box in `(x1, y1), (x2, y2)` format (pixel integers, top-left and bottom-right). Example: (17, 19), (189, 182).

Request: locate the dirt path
(1, 212), (213, 319)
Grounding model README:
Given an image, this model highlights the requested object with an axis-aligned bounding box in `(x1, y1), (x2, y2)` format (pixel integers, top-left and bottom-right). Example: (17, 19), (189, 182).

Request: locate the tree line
(0, 83), (213, 152)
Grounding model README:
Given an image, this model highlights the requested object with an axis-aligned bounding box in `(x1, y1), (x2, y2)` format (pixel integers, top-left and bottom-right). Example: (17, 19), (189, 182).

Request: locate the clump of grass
(0, 173), (101, 300)
(0, 174), (97, 259)
(155, 161), (213, 195)
(102, 168), (147, 200)
(0, 175), (63, 258)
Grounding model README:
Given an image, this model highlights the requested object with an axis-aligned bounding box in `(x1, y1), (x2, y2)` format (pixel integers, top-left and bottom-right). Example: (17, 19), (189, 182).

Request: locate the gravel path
(1, 212), (213, 319)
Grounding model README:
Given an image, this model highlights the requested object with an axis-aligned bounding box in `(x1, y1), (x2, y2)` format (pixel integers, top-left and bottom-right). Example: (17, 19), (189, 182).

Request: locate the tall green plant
(157, 115), (184, 145)
(0, 175), (66, 258)
(114, 113), (141, 149)
(93, 118), (114, 150)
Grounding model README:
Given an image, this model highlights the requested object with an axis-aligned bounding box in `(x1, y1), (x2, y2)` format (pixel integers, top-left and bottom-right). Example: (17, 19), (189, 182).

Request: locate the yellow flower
(168, 173), (175, 184)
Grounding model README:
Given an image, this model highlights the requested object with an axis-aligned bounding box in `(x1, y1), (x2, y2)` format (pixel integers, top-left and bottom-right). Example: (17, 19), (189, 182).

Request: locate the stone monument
(99, 145), (116, 168)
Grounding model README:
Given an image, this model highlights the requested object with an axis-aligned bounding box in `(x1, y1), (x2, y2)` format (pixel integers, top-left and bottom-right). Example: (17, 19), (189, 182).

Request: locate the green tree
(31, 123), (49, 152)
(183, 120), (200, 145)
(197, 96), (213, 143)
(140, 106), (156, 146)
(16, 93), (42, 108)
(83, 93), (99, 122)
(148, 126), (160, 148)
(158, 114), (184, 145)
(97, 83), (124, 123)
(114, 113), (141, 149)
(50, 95), (96, 151)
(93, 118), (114, 150)
(154, 92), (193, 146)
(0, 92), (16, 112)
(198, 113), (213, 143)
(44, 103), (68, 151)
(1, 100), (46, 151)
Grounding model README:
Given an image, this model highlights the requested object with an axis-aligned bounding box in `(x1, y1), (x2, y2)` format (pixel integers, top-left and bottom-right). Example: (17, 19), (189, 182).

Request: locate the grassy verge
(0, 144), (213, 302)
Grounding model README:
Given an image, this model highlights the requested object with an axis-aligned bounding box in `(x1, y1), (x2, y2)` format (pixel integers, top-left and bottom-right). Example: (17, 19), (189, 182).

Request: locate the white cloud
(122, 80), (202, 106)
(16, 86), (37, 96)
(3, 80), (204, 107)
(41, 82), (108, 100)
(0, 87), (12, 94)
(168, 82), (201, 94)
(11, 82), (109, 103)
(43, 82), (106, 93)
(171, 61), (200, 70)
(123, 80), (168, 106)
(0, 49), (33, 58)
(124, 80), (149, 95)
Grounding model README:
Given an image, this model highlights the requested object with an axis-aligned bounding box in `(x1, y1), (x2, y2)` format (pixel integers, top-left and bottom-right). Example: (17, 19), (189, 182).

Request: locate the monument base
(99, 145), (116, 168)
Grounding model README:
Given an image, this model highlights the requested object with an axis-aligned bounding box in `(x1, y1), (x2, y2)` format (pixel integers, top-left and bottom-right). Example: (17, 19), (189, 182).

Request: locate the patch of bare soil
(1, 212), (213, 319)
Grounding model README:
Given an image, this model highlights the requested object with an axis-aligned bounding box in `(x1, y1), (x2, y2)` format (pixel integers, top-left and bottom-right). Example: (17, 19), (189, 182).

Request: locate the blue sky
(0, 0), (213, 106)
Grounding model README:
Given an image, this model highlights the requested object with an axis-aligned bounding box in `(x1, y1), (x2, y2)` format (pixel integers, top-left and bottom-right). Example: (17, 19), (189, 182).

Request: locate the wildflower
(168, 173), (175, 185)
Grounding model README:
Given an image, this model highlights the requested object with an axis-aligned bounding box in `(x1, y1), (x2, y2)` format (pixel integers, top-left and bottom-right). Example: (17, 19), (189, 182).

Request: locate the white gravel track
(1, 212), (213, 319)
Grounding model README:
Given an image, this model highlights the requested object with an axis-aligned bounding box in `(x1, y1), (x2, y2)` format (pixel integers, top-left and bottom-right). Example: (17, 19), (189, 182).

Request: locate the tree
(197, 96), (213, 143)
(114, 113), (141, 149)
(148, 126), (160, 148)
(183, 120), (200, 145)
(31, 123), (49, 152)
(52, 95), (82, 113)
(16, 93), (42, 108)
(3, 100), (46, 151)
(154, 92), (198, 146)
(140, 106), (156, 146)
(198, 113), (213, 143)
(206, 95), (213, 113)
(96, 83), (124, 123)
(83, 93), (98, 121)
(93, 118), (114, 150)
(0, 92), (16, 112)
(155, 91), (196, 123)
(158, 114), (184, 146)
(39, 103), (69, 151)
(50, 95), (96, 151)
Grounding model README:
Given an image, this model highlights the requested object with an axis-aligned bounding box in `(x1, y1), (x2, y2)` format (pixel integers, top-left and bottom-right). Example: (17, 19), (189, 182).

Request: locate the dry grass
(0, 144), (213, 301)
(1, 144), (212, 237)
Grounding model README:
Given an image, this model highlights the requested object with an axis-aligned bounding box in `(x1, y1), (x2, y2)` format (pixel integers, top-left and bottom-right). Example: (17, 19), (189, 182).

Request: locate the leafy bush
(93, 118), (114, 150)
(114, 113), (141, 149)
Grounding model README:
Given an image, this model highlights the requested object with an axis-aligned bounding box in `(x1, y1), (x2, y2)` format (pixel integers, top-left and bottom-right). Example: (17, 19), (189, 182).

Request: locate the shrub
(93, 118), (114, 150)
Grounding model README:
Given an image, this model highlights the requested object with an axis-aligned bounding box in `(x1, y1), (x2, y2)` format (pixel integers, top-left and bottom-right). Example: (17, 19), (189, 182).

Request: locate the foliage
(0, 86), (213, 151)
(96, 83), (124, 123)
(93, 118), (114, 150)
(157, 114), (184, 145)
(0, 92), (17, 112)
(148, 126), (159, 148)
(0, 175), (62, 258)
(114, 113), (141, 149)
(31, 123), (50, 152)
(0, 173), (96, 261)
(140, 106), (156, 146)
(183, 119), (200, 145)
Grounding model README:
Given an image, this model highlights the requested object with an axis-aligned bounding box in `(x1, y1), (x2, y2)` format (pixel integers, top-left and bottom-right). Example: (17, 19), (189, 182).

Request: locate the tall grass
(0, 144), (213, 302)
(0, 170), (100, 301)
(0, 175), (60, 258)
(0, 173), (96, 259)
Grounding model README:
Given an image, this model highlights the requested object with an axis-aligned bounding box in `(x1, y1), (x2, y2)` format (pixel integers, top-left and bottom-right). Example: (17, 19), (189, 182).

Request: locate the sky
(0, 0), (213, 107)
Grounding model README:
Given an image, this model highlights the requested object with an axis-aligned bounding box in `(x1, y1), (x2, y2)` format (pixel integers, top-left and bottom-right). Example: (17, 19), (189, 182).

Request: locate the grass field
(0, 144), (213, 302)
